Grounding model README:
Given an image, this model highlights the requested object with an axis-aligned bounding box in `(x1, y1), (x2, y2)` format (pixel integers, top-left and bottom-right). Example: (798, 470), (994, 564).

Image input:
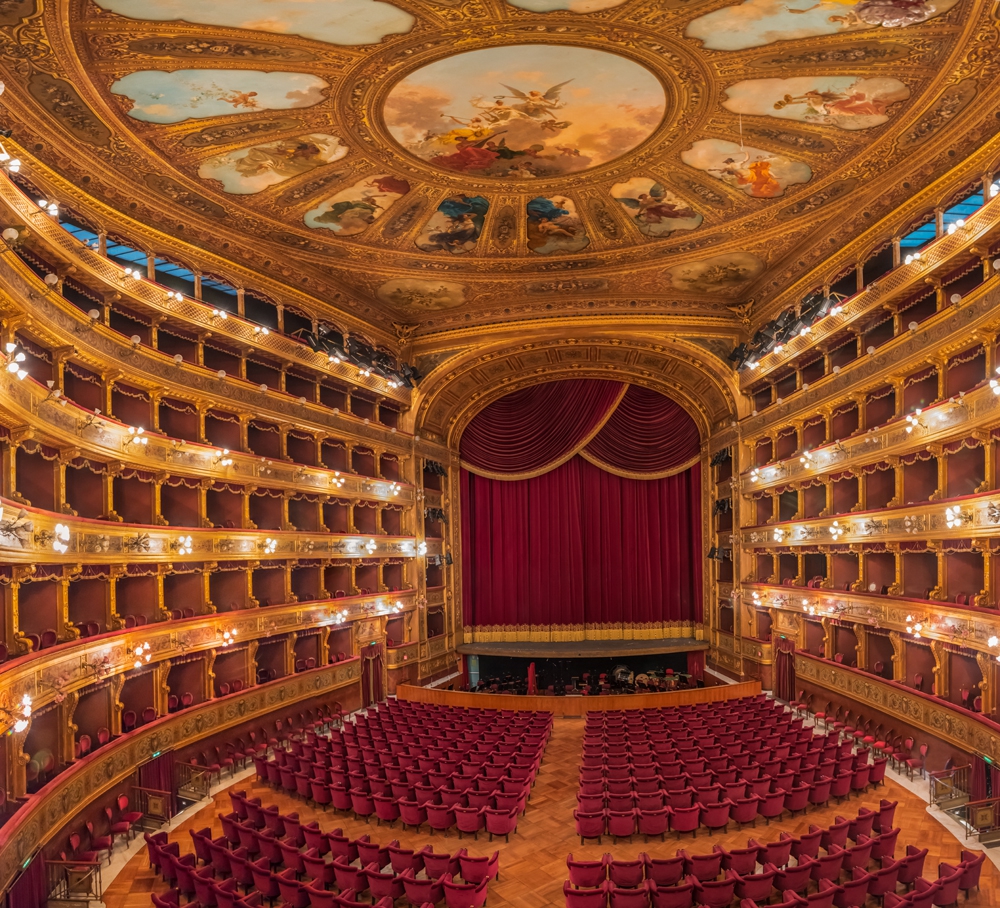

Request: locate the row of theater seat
(563, 798), (985, 908)
(145, 793), (500, 908)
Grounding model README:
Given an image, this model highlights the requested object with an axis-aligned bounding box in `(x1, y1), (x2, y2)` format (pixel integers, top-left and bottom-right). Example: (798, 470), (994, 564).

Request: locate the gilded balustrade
(739, 383), (997, 494)
(0, 662), (361, 894)
(740, 488), (1000, 549)
(795, 652), (1000, 762)
(0, 360), (414, 505)
(745, 582), (999, 658)
(0, 593), (408, 725)
(0, 496), (437, 564)
(0, 245), (412, 455)
(0, 169), (403, 390)
(740, 175), (1000, 387)
(739, 279), (1000, 440)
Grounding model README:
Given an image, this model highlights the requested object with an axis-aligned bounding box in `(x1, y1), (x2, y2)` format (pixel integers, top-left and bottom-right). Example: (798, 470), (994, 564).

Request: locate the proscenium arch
(412, 336), (741, 450)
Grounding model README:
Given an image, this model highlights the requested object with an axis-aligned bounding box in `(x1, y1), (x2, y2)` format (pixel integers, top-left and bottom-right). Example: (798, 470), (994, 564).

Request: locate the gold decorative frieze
(464, 622), (703, 644)
(748, 582), (999, 655)
(0, 592), (412, 720)
(742, 489), (1000, 548)
(0, 663), (360, 894)
(0, 499), (418, 564)
(386, 641), (418, 669)
(796, 652), (1000, 760)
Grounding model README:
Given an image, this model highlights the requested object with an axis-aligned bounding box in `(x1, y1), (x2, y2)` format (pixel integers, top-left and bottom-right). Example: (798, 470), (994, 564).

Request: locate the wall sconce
(220, 628), (237, 647)
(829, 520), (844, 540)
(331, 472), (345, 489)
(213, 449), (233, 467)
(365, 538), (377, 555)
(37, 198), (58, 216)
(945, 505), (970, 529)
(211, 309), (228, 320)
(262, 537), (278, 554)
(79, 409), (104, 431)
(904, 409), (924, 433)
(1, 227), (19, 243)
(53, 523), (70, 554)
(772, 527), (786, 542)
(253, 326), (269, 336)
(166, 291), (183, 302)
(122, 266), (142, 280)
(989, 367), (1000, 396)
(329, 608), (349, 625)
(417, 541), (428, 556)
(124, 426), (148, 448)
(128, 642), (151, 669)
(799, 450), (813, 466)
(172, 535), (193, 555)
(0, 144), (21, 174)
(749, 468), (760, 482)
(1, 694), (32, 734)
(44, 380), (67, 406)
(388, 482), (401, 497)
(904, 252), (922, 266)
(904, 614), (925, 638)
(4, 343), (27, 380)
(946, 219), (966, 235)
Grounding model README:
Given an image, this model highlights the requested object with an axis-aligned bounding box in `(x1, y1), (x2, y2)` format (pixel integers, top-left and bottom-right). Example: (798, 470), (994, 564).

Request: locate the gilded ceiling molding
(412, 332), (740, 449)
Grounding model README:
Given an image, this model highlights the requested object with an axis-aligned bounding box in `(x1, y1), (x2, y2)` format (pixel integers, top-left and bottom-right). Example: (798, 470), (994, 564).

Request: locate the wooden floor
(102, 717), (998, 908)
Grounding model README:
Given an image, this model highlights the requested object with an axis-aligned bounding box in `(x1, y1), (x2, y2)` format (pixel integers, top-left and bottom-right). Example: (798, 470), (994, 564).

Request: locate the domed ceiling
(0, 0), (995, 338)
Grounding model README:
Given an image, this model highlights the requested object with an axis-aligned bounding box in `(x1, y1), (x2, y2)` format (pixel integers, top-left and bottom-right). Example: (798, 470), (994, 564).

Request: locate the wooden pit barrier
(395, 680), (761, 715)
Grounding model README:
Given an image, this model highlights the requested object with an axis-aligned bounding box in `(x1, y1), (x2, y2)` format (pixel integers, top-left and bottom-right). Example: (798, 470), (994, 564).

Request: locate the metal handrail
(963, 797), (1000, 841)
(132, 784), (175, 826)
(929, 764), (970, 808)
(175, 761), (212, 802)
(46, 858), (103, 901)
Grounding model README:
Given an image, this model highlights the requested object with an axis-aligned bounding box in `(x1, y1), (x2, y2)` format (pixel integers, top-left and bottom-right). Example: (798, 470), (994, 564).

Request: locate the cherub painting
(95, 0), (415, 46)
(111, 70), (328, 123)
(665, 252), (765, 294)
(687, 0), (959, 51)
(305, 175), (410, 236)
(723, 77), (910, 131)
(377, 279), (466, 310)
(610, 178), (702, 238)
(384, 44), (665, 178)
(415, 195), (490, 254)
(198, 134), (347, 194)
(681, 139), (811, 199)
(526, 196), (590, 254)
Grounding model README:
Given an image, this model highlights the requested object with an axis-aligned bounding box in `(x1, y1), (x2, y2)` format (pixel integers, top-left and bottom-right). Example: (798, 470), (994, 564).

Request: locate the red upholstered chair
(637, 807), (669, 842)
(791, 826), (824, 861)
(608, 858), (645, 889)
(418, 847), (461, 879)
(833, 867), (872, 908)
(607, 809), (637, 843)
(768, 857), (815, 895)
(575, 809), (607, 844)
(821, 816), (850, 851)
(811, 846), (845, 886)
(485, 806), (518, 842)
(104, 805), (131, 850)
(565, 880), (610, 908)
(457, 849), (499, 884)
(870, 827), (901, 862)
(455, 805), (486, 839)
(648, 880), (693, 908)
(752, 833), (794, 869)
(399, 868), (444, 906)
(442, 874), (489, 908)
(842, 836), (873, 875)
(678, 849), (721, 882)
(669, 805), (701, 839)
(867, 857), (900, 903)
(700, 799), (733, 833)
(809, 776), (832, 807)
(716, 844), (759, 876)
(798, 878), (840, 908)
(958, 849), (985, 898)
(568, 854), (610, 889)
(363, 863), (406, 902)
(848, 807), (875, 841)
(333, 856), (368, 894)
(645, 855), (684, 887)
(688, 872), (736, 908)
(608, 881), (652, 908)
(399, 799), (428, 832)
(733, 867), (776, 904)
(302, 848), (336, 889)
(761, 788), (791, 822)
(731, 795), (760, 828)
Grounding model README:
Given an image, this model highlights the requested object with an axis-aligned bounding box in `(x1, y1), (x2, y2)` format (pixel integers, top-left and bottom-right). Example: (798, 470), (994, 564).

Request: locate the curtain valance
(460, 379), (700, 480)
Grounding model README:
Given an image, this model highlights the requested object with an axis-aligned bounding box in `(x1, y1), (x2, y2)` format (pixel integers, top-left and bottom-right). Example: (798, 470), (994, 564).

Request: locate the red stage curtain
(460, 380), (624, 477)
(7, 854), (46, 908)
(687, 651), (705, 681)
(583, 384), (700, 476)
(460, 457), (702, 629)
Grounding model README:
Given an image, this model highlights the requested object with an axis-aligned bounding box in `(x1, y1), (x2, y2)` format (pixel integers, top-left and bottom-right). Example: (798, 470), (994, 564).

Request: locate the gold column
(283, 563), (296, 603)
(283, 633), (297, 676)
(930, 639), (949, 699)
(204, 650), (217, 701)
(108, 564), (126, 630)
(7, 728), (30, 799)
(109, 674), (125, 736)
(57, 570), (80, 642)
(318, 627), (331, 666)
(246, 562), (260, 609)
(59, 690), (79, 766)
(246, 641), (259, 688)
(202, 563), (217, 614)
(821, 617), (833, 660)
(976, 652), (995, 717)
(853, 622), (868, 671)
(154, 564), (171, 620)
(889, 630), (906, 682)
(242, 485), (255, 530)
(152, 660), (171, 716)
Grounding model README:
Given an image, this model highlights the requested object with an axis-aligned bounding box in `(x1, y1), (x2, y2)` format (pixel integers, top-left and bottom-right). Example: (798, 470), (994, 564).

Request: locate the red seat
(565, 880), (610, 908)
(568, 853), (610, 889)
(648, 880), (693, 908)
(442, 874), (489, 908)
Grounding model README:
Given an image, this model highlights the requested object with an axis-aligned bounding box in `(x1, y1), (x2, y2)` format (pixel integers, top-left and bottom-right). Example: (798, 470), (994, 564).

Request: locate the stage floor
(458, 637), (708, 658)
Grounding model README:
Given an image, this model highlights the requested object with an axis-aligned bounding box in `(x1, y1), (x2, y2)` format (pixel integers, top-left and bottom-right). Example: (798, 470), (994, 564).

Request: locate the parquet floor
(102, 717), (999, 908)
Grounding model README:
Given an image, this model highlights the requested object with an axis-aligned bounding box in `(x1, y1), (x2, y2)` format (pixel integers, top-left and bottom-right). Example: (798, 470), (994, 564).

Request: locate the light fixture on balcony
(212, 308), (228, 320)
(749, 468), (760, 482)
(946, 219), (966, 235)
(391, 600), (403, 614)
(945, 505), (969, 529)
(990, 367), (1000, 396)
(213, 449), (233, 467)
(905, 614), (924, 638)
(328, 353), (341, 365)
(125, 426), (148, 447)
(172, 535), (193, 555)
(44, 380), (67, 406)
(166, 291), (183, 302)
(331, 472), (345, 489)
(253, 326), (269, 336)
(799, 450), (813, 465)
(4, 343), (27, 380)
(330, 608), (349, 625)
(1, 693), (32, 734)
(388, 482), (400, 497)
(220, 628), (237, 647)
(904, 409), (923, 433)
(128, 642), (151, 669)
(359, 366), (372, 378)
(904, 252), (921, 265)
(52, 523), (70, 554)
(37, 198), (58, 216)
(263, 537), (277, 554)
(829, 520), (844, 540)
(417, 541), (428, 556)
(773, 527), (786, 542)
(365, 538), (377, 554)
(122, 266), (142, 280)
(0, 144), (21, 174)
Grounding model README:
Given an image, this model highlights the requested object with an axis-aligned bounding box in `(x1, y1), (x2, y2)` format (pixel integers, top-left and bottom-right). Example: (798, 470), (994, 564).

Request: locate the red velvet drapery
(460, 457), (703, 630)
(461, 379), (700, 478)
(774, 637), (796, 702)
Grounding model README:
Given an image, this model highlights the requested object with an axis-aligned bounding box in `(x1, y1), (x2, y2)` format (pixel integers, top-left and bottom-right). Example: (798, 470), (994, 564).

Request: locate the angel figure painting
(723, 76), (910, 131)
(686, 0), (959, 51)
(681, 139), (811, 199)
(415, 195), (490, 254)
(526, 196), (590, 255)
(665, 252), (765, 294)
(384, 44), (665, 179)
(198, 134), (347, 194)
(610, 178), (702, 238)
(377, 278), (467, 310)
(304, 174), (410, 236)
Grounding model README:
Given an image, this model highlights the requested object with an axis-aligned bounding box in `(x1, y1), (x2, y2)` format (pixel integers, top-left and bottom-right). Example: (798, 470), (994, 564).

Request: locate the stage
(396, 680), (761, 715)
(458, 638), (708, 659)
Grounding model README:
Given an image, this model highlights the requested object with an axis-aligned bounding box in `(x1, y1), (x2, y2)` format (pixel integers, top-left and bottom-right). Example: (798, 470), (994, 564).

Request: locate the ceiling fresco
(0, 0), (995, 341)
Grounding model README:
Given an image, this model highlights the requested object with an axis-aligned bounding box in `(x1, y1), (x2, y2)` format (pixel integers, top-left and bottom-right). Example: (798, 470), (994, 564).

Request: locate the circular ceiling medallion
(383, 44), (667, 179)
